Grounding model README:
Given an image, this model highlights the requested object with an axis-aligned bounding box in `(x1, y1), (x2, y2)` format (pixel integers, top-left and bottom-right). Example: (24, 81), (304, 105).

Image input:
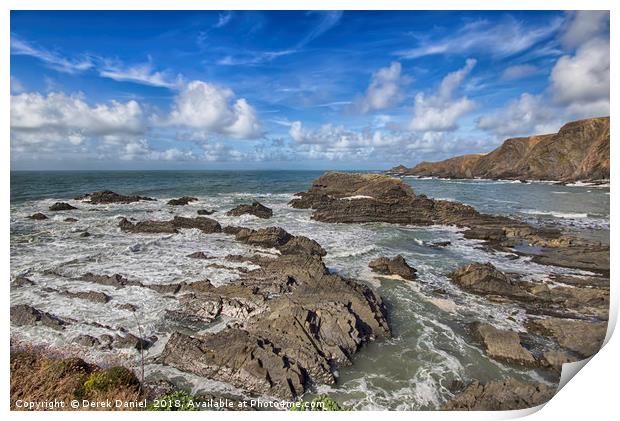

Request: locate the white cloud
(352, 62), (408, 113)
(99, 61), (180, 88)
(287, 120), (496, 163)
(166, 80), (262, 139)
(561, 11), (610, 49)
(501, 64), (538, 80)
(11, 91), (145, 146)
(11, 37), (93, 74)
(550, 38), (609, 117)
(476, 93), (561, 137)
(120, 139), (194, 161)
(397, 17), (562, 59)
(409, 59), (476, 132)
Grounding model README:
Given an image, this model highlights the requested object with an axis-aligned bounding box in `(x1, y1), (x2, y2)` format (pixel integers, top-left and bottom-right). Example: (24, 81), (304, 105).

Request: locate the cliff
(390, 116), (610, 182)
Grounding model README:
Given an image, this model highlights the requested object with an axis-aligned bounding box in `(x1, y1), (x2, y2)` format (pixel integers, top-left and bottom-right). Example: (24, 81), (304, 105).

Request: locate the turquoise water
(10, 171), (609, 409)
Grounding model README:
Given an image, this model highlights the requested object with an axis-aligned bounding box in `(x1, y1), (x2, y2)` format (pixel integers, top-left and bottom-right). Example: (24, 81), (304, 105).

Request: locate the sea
(10, 170), (610, 410)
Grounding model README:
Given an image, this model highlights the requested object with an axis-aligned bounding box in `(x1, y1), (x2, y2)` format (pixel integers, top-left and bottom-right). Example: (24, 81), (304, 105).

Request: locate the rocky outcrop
(473, 323), (535, 366)
(10, 305), (69, 330)
(77, 190), (155, 204)
(59, 290), (111, 304)
(226, 201), (273, 219)
(449, 262), (609, 319)
(527, 318), (607, 358)
(167, 196), (198, 206)
(49, 202), (77, 211)
(291, 172), (575, 245)
(443, 378), (555, 410)
(232, 227), (326, 257)
(197, 209), (215, 215)
(396, 117), (609, 182)
(368, 255), (417, 280)
(118, 216), (222, 235)
(160, 228), (390, 399)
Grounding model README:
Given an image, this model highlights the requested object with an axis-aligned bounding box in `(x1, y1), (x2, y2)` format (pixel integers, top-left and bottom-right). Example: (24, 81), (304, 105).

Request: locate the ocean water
(10, 171), (610, 410)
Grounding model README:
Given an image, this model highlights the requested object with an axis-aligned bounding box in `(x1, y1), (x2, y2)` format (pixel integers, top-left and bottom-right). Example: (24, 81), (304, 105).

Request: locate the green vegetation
(291, 395), (345, 411)
(146, 390), (199, 411)
(83, 366), (139, 393)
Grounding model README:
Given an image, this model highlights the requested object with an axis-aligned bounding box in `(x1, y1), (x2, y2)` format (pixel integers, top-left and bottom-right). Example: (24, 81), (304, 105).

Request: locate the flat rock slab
(444, 378), (555, 410)
(527, 318), (607, 358)
(473, 323), (536, 366)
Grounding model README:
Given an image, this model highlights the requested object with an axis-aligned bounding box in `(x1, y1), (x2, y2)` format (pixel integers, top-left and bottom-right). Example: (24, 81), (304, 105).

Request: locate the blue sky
(10, 10), (610, 170)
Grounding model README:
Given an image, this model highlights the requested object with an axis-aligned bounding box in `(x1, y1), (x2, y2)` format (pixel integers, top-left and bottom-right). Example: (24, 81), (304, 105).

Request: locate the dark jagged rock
(113, 333), (153, 350)
(11, 276), (34, 287)
(187, 251), (211, 259)
(232, 226), (326, 256)
(167, 196), (198, 206)
(226, 201), (273, 219)
(78, 190), (155, 204)
(118, 216), (221, 234)
(400, 116), (609, 182)
(28, 213), (48, 220)
(60, 290), (111, 304)
(73, 334), (101, 347)
(197, 209), (215, 215)
(449, 263), (529, 299)
(64, 217), (78, 222)
(368, 255), (417, 280)
(443, 378), (555, 410)
(10, 305), (69, 330)
(49, 202), (77, 211)
(79, 231), (91, 237)
(115, 303), (138, 312)
(171, 216), (222, 234)
(78, 273), (142, 289)
(161, 234), (390, 399)
(473, 323), (535, 366)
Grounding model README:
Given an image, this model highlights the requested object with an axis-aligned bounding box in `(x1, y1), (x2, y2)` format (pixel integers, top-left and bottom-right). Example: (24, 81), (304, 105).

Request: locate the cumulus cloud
(351, 62), (408, 113)
(409, 59), (476, 132)
(120, 139), (194, 161)
(561, 11), (610, 49)
(11, 91), (145, 146)
(476, 93), (562, 137)
(166, 80), (262, 139)
(288, 120), (496, 163)
(550, 38), (609, 117)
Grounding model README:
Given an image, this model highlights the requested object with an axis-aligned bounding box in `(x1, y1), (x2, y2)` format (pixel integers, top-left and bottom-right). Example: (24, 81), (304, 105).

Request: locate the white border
(3, 1), (617, 420)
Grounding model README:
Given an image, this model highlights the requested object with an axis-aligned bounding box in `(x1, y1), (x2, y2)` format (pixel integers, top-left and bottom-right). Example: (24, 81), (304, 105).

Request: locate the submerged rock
(197, 209), (215, 215)
(64, 217), (78, 222)
(167, 196), (198, 206)
(49, 202), (77, 211)
(10, 304), (69, 330)
(443, 378), (555, 410)
(11, 276), (34, 288)
(368, 255), (417, 280)
(226, 201), (273, 219)
(78, 190), (155, 204)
